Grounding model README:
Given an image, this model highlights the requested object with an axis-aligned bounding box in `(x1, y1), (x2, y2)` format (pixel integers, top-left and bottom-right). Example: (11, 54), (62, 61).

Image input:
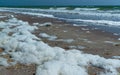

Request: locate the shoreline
(0, 11), (120, 75)
(12, 12), (120, 57)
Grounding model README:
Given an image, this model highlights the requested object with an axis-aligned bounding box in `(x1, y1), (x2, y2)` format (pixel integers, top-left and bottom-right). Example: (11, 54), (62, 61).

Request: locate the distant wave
(0, 8), (55, 18)
(1, 7), (120, 19)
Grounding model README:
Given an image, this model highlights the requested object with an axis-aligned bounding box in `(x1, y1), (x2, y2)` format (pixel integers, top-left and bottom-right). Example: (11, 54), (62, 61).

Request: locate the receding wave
(67, 19), (120, 26)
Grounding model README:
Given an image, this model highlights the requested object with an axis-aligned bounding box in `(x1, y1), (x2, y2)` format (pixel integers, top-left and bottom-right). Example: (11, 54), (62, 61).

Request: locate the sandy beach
(0, 11), (120, 75)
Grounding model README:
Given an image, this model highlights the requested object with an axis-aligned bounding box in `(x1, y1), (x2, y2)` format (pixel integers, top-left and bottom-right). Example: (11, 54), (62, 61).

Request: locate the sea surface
(0, 6), (120, 35)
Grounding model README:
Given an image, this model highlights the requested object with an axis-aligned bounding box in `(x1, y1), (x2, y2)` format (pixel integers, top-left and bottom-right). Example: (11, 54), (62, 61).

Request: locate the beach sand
(0, 11), (120, 75)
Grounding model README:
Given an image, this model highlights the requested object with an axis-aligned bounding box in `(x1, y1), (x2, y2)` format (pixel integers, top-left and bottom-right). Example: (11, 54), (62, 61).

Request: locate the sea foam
(0, 16), (120, 75)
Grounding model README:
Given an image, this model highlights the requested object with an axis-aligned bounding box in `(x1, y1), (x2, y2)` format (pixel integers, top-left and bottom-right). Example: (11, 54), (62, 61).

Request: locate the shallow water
(0, 6), (120, 35)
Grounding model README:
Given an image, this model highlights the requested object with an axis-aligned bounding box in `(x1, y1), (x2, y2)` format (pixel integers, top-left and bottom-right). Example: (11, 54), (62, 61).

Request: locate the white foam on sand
(118, 38), (120, 40)
(82, 39), (94, 44)
(112, 56), (120, 59)
(56, 39), (74, 43)
(39, 33), (57, 41)
(69, 45), (86, 49)
(0, 17), (120, 75)
(21, 12), (55, 18)
(104, 41), (118, 45)
(0, 16), (6, 18)
(0, 57), (9, 66)
(33, 22), (53, 27)
(81, 28), (89, 31)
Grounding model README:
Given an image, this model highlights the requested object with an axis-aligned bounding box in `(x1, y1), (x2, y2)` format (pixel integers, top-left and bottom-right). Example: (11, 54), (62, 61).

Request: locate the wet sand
(0, 12), (120, 75)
